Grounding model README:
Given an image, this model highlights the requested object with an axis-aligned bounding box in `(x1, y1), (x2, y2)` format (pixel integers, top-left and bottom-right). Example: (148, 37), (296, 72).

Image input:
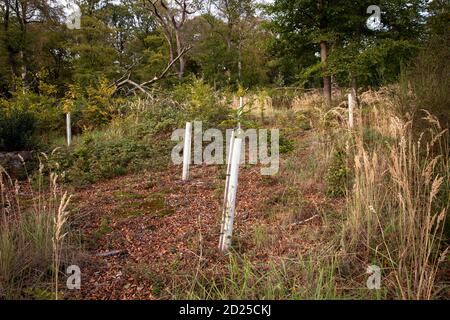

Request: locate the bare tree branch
(145, 0), (198, 78)
(140, 45), (192, 86)
(112, 45), (192, 96)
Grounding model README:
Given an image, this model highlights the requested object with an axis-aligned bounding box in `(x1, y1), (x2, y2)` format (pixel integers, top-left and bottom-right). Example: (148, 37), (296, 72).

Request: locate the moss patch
(114, 193), (175, 218)
(112, 190), (146, 200)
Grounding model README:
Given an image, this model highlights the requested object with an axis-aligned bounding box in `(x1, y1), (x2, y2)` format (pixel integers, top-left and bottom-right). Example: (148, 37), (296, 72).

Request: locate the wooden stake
(182, 122), (192, 181)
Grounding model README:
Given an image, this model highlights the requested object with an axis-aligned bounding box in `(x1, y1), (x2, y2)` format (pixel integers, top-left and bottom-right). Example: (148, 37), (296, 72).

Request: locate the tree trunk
(161, 30), (176, 74)
(320, 41), (332, 108)
(17, 0), (28, 92)
(2, 0), (17, 92)
(19, 50), (27, 91)
(175, 29), (185, 78)
(237, 41), (242, 81)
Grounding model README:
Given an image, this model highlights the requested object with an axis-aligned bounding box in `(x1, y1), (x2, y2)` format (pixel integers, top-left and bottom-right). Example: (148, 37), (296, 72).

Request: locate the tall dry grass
(0, 155), (72, 299)
(229, 87), (449, 299)
(341, 94), (449, 299)
(267, 87), (449, 299)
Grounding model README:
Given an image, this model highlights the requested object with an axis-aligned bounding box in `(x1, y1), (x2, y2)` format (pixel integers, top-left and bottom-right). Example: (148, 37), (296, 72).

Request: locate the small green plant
(22, 287), (57, 300)
(362, 127), (393, 150)
(295, 112), (312, 130)
(173, 77), (230, 127)
(279, 135), (295, 154)
(253, 224), (269, 250)
(125, 263), (165, 297)
(325, 149), (349, 197)
(95, 217), (113, 237)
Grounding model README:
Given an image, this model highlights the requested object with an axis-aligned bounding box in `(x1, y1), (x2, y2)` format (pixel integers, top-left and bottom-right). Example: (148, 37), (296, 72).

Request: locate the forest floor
(65, 130), (342, 299)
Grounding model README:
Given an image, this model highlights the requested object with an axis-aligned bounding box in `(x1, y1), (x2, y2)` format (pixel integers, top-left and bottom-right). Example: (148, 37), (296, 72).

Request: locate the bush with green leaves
(52, 132), (170, 187)
(49, 100), (182, 187)
(1, 77), (64, 138)
(326, 149), (349, 197)
(172, 77), (231, 127)
(0, 108), (38, 151)
(279, 134), (295, 154)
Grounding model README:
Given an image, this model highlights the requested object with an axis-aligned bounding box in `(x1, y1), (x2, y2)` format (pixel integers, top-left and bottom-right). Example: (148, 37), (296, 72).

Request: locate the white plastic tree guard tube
(219, 129), (235, 250)
(348, 93), (354, 129)
(220, 129), (242, 252)
(182, 122), (192, 181)
(66, 113), (72, 146)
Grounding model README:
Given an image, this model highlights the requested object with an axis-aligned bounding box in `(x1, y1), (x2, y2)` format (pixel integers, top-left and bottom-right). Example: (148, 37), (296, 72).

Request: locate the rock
(0, 151), (33, 177)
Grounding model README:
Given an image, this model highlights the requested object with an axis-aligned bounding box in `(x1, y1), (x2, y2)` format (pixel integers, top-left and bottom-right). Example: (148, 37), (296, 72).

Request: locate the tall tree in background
(408, 0), (450, 126)
(185, 11), (270, 87)
(0, 0), (63, 92)
(0, 0), (439, 100)
(212, 0), (255, 81)
(317, 0), (331, 107)
(185, 0), (268, 87)
(70, 1), (118, 87)
(266, 0), (427, 106)
(144, 0), (201, 78)
(327, 0), (426, 103)
(266, 0), (339, 107)
(0, 0), (15, 93)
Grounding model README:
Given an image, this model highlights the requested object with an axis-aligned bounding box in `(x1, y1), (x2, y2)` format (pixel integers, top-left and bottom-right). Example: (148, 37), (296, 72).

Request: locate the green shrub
(362, 127), (394, 151)
(141, 101), (184, 134)
(1, 78), (64, 137)
(49, 101), (178, 187)
(172, 77), (231, 127)
(51, 133), (170, 187)
(279, 134), (295, 154)
(295, 111), (313, 130)
(0, 108), (38, 151)
(326, 149), (349, 197)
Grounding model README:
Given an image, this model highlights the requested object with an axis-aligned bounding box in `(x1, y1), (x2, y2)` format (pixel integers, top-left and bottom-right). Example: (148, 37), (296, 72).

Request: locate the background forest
(0, 0), (448, 145)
